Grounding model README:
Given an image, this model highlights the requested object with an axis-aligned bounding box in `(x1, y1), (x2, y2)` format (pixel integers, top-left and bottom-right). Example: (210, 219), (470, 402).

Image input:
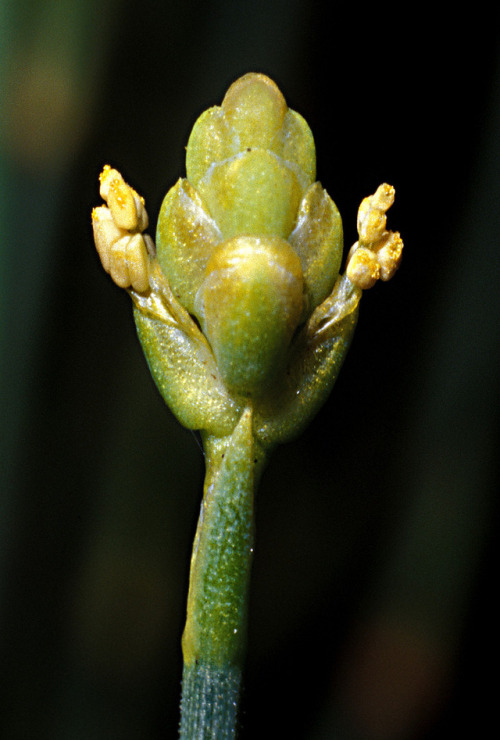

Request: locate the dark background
(1, 2), (499, 738)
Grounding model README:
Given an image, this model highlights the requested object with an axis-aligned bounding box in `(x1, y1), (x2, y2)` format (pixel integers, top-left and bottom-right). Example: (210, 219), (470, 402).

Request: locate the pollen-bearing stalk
(91, 72), (403, 738)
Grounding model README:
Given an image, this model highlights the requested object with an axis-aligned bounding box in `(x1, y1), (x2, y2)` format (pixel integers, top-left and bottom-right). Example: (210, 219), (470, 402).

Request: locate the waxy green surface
(153, 73), (345, 399)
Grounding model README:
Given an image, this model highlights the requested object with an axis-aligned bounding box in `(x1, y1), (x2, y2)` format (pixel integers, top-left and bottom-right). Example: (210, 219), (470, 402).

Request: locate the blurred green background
(1, 2), (499, 738)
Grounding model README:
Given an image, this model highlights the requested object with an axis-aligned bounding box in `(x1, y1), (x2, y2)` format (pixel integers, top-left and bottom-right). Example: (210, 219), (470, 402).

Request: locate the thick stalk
(179, 407), (264, 739)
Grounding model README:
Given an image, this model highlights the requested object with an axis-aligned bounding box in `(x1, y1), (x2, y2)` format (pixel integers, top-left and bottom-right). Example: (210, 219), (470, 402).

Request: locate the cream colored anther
(125, 234), (150, 293)
(346, 183), (403, 290)
(346, 244), (380, 289)
(99, 165), (148, 232)
(109, 233), (150, 293)
(375, 231), (403, 282)
(92, 205), (119, 273)
(92, 166), (153, 293)
(357, 183), (395, 245)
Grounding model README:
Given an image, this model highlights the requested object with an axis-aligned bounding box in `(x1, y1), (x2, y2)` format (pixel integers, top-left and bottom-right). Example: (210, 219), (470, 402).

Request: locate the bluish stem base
(179, 662), (241, 739)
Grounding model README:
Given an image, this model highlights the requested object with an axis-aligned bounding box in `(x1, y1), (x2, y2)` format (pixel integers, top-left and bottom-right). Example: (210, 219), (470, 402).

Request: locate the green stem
(179, 407), (264, 738)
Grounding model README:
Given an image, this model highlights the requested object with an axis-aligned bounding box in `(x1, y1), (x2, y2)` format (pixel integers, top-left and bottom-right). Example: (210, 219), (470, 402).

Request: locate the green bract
(156, 73), (343, 396)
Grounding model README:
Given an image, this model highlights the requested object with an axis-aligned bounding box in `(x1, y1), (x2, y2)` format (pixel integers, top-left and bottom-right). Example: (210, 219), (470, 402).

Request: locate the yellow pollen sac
(98, 165), (149, 232)
(357, 183), (395, 245)
(92, 167), (152, 293)
(375, 231), (404, 281)
(347, 183), (403, 289)
(346, 245), (380, 289)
